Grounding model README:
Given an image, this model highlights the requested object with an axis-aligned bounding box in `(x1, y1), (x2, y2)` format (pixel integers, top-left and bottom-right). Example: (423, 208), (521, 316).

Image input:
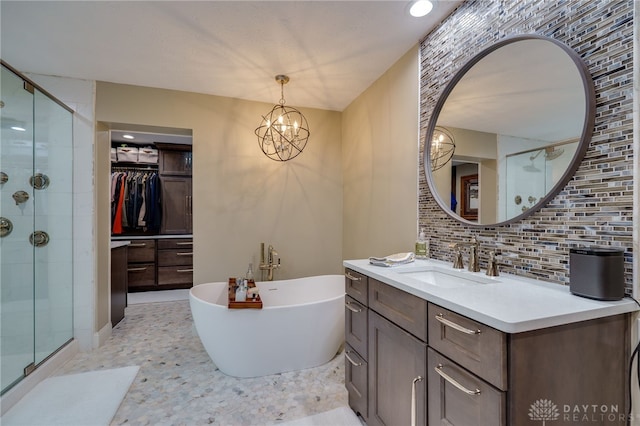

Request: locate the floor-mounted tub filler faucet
(259, 242), (280, 281)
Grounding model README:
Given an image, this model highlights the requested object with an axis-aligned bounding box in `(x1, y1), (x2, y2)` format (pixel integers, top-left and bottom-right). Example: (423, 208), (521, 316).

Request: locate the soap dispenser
(415, 228), (429, 259)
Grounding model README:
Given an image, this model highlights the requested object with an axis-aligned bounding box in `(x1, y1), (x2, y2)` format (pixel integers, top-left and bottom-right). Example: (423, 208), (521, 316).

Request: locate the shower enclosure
(1, 62), (74, 394)
(504, 141), (577, 218)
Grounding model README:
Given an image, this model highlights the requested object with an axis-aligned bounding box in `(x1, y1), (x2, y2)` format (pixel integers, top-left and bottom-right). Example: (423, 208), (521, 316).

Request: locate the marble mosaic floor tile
(56, 300), (348, 425)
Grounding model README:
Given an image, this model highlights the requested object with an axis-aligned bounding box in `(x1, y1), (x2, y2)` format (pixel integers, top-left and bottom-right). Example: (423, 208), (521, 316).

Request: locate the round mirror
(424, 35), (595, 226)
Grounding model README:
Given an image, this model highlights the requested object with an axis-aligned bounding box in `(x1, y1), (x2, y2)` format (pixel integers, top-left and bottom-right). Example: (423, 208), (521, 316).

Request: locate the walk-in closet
(109, 128), (193, 325)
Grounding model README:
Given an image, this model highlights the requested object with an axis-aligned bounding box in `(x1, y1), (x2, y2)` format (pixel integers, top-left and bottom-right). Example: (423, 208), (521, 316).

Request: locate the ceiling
(0, 1), (462, 112)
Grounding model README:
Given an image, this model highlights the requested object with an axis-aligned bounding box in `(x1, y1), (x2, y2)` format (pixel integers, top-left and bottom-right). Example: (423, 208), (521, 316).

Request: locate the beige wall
(96, 82), (343, 283)
(95, 123), (111, 332)
(342, 46), (419, 259)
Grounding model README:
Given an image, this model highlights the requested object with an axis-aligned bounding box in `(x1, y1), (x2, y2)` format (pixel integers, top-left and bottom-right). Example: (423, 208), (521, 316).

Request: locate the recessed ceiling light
(122, 134), (135, 140)
(11, 126), (26, 132)
(409, 0), (433, 17)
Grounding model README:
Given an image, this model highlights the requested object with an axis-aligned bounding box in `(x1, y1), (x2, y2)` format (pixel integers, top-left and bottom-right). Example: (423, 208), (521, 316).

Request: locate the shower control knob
(12, 190), (29, 205)
(0, 217), (13, 237)
(29, 230), (49, 247)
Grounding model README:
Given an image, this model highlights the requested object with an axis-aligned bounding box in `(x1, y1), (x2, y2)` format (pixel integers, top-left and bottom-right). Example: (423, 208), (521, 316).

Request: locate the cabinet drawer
(345, 343), (368, 422)
(158, 266), (193, 286)
(428, 348), (506, 426)
(428, 303), (507, 390)
(158, 249), (193, 266)
(345, 296), (368, 359)
(345, 269), (368, 305)
(127, 263), (156, 287)
(369, 279), (427, 341)
(157, 238), (193, 250)
(126, 239), (155, 262)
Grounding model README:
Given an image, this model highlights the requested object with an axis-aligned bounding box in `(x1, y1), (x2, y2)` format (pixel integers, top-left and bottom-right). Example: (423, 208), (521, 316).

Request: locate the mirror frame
(424, 34), (596, 227)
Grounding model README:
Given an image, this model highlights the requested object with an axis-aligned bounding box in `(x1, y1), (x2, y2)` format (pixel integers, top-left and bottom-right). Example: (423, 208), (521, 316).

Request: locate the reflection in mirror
(425, 35), (594, 226)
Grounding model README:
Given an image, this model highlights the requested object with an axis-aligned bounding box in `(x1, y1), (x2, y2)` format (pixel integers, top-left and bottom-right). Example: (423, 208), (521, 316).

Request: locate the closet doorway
(102, 124), (193, 326)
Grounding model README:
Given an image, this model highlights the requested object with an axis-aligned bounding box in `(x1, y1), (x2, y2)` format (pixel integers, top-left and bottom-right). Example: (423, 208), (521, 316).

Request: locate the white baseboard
(1, 340), (79, 416)
(93, 321), (112, 349)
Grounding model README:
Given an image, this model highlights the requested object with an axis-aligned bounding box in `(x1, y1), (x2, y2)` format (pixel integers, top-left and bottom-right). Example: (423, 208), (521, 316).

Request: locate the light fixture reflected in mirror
(430, 126), (455, 171)
(255, 75), (310, 162)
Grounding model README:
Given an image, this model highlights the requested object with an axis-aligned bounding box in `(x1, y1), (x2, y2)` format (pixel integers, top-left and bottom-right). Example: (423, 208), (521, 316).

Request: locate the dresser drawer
(127, 263), (156, 287)
(127, 239), (155, 262)
(345, 295), (368, 359)
(157, 238), (193, 250)
(369, 279), (427, 341)
(158, 266), (193, 286)
(157, 249), (193, 267)
(428, 303), (507, 390)
(345, 343), (368, 422)
(428, 348), (506, 426)
(345, 269), (368, 305)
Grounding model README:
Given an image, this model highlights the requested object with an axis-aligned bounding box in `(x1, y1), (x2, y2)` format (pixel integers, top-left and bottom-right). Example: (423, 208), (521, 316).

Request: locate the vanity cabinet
(345, 268), (630, 426)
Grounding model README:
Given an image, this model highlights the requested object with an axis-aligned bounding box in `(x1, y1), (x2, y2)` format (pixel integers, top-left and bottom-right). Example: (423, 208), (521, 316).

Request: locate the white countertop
(110, 241), (131, 249)
(111, 234), (192, 240)
(343, 258), (638, 333)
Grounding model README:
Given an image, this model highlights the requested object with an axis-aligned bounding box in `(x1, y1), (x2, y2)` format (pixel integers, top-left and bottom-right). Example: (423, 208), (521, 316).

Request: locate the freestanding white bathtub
(189, 275), (345, 378)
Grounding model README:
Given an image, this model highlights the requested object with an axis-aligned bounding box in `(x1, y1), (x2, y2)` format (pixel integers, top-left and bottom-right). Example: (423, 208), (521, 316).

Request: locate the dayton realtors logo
(529, 399), (626, 423)
(529, 399), (560, 425)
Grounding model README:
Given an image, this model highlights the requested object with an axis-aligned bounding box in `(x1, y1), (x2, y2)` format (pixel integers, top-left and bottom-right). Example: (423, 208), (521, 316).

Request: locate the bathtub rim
(189, 274), (345, 310)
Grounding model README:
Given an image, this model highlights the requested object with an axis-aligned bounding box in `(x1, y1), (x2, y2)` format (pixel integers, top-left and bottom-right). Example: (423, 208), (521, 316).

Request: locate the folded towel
(369, 252), (415, 267)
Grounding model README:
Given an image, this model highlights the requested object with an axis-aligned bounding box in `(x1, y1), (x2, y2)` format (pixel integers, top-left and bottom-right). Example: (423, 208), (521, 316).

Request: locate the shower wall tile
(418, 0), (634, 292)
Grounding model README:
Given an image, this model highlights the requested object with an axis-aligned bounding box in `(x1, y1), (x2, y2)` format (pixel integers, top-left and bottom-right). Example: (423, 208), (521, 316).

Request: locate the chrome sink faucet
(452, 236), (480, 272)
(259, 242), (280, 281)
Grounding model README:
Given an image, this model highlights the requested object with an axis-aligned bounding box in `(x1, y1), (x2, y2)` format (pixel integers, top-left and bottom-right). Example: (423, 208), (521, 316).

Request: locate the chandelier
(430, 126), (456, 171)
(255, 75), (310, 161)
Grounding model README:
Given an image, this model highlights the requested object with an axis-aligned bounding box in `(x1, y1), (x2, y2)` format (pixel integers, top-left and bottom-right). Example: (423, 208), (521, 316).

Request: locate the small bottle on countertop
(415, 228), (429, 259)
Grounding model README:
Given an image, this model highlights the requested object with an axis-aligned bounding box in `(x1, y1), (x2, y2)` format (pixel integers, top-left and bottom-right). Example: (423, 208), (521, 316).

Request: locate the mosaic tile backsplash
(418, 0), (634, 292)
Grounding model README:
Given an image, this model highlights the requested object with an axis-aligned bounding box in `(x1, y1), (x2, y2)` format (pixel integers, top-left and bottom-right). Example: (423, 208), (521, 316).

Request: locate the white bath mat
(128, 289), (189, 304)
(1, 366), (139, 426)
(278, 406), (364, 426)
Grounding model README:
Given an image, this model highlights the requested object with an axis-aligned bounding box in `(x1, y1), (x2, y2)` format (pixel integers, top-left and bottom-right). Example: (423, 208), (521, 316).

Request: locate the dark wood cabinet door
(110, 246), (128, 326)
(345, 295), (368, 359)
(428, 348), (506, 426)
(159, 150), (192, 176)
(160, 177), (192, 234)
(345, 343), (368, 422)
(368, 311), (427, 426)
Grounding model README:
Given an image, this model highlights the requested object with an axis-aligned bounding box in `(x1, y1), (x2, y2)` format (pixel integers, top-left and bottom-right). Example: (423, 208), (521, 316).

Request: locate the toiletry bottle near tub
(415, 228), (429, 259)
(246, 263), (254, 286)
(236, 282), (247, 302)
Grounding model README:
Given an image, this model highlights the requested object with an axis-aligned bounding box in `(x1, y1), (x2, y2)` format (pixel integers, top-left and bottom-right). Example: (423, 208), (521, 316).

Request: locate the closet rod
(112, 166), (158, 172)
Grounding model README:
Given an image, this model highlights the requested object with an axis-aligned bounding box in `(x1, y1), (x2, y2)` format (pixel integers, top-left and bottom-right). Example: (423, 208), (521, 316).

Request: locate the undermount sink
(397, 267), (497, 289)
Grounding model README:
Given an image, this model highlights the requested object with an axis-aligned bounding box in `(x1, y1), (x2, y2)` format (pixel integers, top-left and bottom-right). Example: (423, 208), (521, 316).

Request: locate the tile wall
(418, 0), (634, 291)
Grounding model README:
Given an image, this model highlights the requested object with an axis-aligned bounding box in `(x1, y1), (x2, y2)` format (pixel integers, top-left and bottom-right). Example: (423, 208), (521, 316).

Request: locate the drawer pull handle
(345, 272), (361, 281)
(129, 243), (147, 248)
(435, 364), (481, 395)
(411, 376), (423, 426)
(177, 269), (194, 273)
(127, 267), (147, 272)
(176, 242), (193, 246)
(345, 350), (362, 367)
(435, 313), (481, 335)
(176, 252), (193, 256)
(345, 301), (362, 313)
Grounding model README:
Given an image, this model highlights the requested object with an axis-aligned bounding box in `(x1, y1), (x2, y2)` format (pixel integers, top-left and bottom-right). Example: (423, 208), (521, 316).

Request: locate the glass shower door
(33, 88), (73, 365)
(1, 64), (74, 394)
(1, 66), (36, 392)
